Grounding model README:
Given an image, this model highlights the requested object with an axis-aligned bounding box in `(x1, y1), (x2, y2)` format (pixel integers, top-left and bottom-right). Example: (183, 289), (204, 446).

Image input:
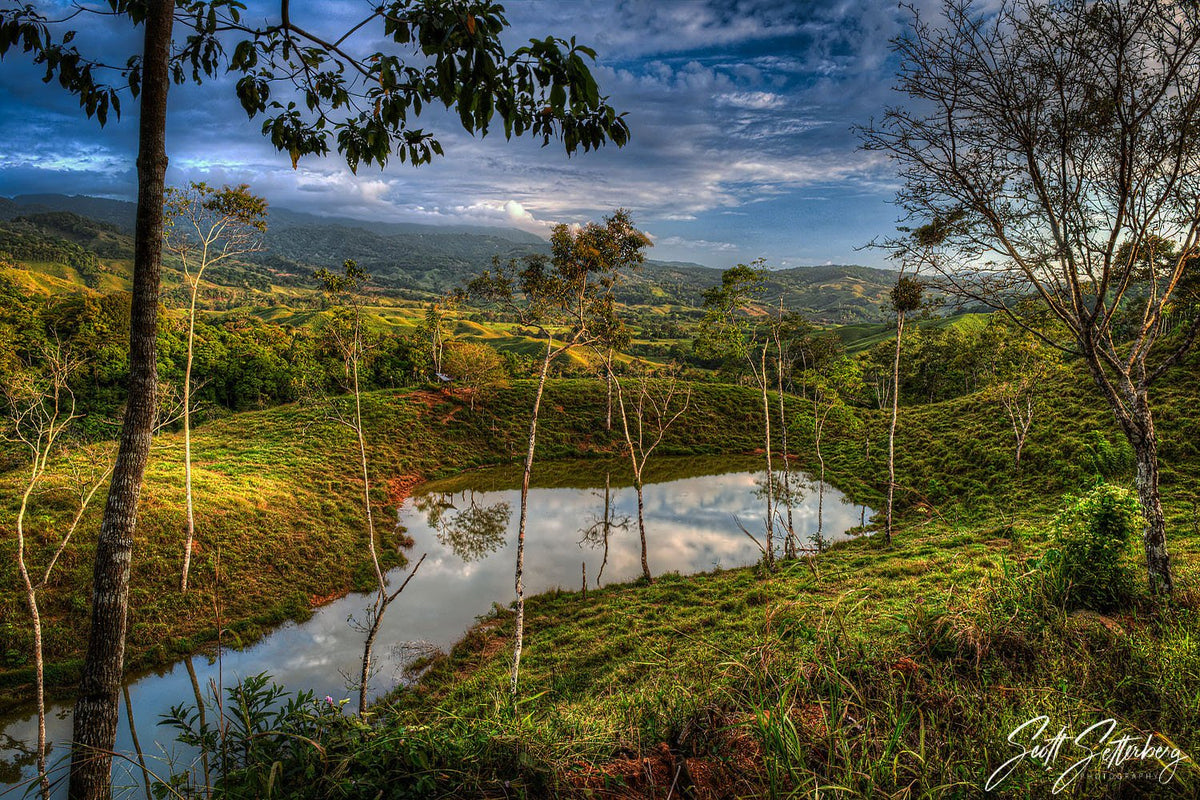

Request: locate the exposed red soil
(386, 474), (424, 506)
(565, 725), (766, 799)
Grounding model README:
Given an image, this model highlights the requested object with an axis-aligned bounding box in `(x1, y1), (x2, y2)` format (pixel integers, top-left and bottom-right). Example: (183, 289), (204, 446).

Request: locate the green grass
(4, 353), (1200, 796)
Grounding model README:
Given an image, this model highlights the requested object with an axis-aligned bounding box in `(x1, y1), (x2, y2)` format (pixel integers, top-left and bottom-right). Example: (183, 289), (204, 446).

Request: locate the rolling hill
(0, 194), (900, 323)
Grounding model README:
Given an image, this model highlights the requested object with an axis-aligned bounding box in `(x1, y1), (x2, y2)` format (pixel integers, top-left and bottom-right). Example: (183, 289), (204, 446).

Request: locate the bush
(1082, 429), (1134, 482)
(1046, 484), (1142, 611)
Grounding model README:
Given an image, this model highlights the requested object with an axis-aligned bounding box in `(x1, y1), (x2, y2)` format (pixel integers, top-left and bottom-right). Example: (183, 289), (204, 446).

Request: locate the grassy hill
(0, 194), (900, 324)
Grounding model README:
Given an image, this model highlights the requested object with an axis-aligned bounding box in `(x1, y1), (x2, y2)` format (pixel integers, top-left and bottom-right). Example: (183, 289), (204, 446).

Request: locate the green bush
(1082, 429), (1134, 483)
(1047, 484), (1142, 611)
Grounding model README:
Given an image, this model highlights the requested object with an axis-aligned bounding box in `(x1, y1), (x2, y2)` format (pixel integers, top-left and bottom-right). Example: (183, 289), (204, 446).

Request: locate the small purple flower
(325, 695), (335, 705)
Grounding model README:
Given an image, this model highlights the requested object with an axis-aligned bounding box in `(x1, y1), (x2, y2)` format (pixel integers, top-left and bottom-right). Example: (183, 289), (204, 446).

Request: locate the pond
(0, 455), (872, 797)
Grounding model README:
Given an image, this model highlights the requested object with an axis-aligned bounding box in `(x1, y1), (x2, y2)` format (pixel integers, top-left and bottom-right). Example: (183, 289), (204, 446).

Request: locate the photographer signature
(986, 715), (1190, 793)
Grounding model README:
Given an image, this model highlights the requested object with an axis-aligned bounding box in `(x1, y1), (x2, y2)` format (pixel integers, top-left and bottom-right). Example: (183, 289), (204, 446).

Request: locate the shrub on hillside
(1046, 483), (1142, 611)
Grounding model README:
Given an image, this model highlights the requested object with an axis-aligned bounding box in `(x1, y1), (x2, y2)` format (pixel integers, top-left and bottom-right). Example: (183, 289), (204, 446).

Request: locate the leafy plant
(1046, 484), (1142, 611)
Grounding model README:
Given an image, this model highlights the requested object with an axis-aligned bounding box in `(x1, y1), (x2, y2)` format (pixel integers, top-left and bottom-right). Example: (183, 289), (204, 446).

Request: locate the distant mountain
(0, 194), (898, 322)
(2, 194), (138, 231)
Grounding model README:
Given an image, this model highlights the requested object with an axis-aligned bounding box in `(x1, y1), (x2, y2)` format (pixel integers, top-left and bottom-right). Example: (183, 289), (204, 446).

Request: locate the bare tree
(314, 261), (425, 713)
(861, 0), (1200, 592)
(467, 210), (649, 694)
(981, 318), (1063, 468)
(3, 347), (111, 800)
(885, 276), (922, 544)
(697, 261), (778, 566)
(610, 363), (691, 582)
(164, 182), (267, 593)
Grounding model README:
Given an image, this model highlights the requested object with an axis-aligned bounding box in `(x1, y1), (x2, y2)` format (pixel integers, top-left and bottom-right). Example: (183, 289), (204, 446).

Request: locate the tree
(885, 274), (922, 544)
(314, 261), (425, 715)
(164, 181), (267, 593)
(981, 318), (1063, 468)
(697, 261), (778, 565)
(422, 300), (450, 376)
(807, 356), (863, 549)
(861, 0), (1200, 593)
(610, 363), (691, 582)
(1, 3), (630, 793)
(467, 210), (649, 693)
(442, 340), (505, 410)
(2, 347), (111, 800)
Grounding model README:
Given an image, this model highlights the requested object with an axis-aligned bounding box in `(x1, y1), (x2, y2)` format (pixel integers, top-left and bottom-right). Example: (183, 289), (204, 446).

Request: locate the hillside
(0, 194), (899, 323)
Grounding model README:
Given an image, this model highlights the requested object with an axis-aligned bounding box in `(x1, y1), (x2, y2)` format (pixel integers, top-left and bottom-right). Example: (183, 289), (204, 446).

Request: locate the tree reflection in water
(414, 490), (512, 563)
(578, 473), (631, 587)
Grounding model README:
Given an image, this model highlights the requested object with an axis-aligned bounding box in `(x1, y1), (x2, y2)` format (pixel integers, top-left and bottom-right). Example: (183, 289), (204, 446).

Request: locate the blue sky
(0, 1), (926, 268)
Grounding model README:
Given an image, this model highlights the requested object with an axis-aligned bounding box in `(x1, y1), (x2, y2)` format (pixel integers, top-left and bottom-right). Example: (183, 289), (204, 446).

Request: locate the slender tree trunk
(759, 344), (774, 565)
(776, 345), (794, 559)
(512, 336), (553, 695)
(358, 607), (382, 714)
(353, 352), (384, 591)
(16, 469), (49, 800)
(180, 266), (204, 593)
(885, 310), (904, 545)
(70, 6), (173, 796)
(635, 478), (651, 582)
(605, 348), (612, 432)
(122, 685), (152, 800)
(598, 472), (610, 586)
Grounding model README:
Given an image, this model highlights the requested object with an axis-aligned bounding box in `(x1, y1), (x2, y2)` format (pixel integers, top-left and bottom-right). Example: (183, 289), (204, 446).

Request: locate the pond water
(0, 455), (871, 797)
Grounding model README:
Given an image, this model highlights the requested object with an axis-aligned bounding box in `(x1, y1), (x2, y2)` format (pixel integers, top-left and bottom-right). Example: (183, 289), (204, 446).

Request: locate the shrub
(1082, 429), (1134, 483)
(1046, 484), (1142, 611)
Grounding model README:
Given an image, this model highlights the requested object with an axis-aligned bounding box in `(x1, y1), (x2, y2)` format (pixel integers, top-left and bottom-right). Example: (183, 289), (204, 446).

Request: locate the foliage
(442, 340), (506, 409)
(1047, 484), (1143, 611)
(0, 0), (630, 169)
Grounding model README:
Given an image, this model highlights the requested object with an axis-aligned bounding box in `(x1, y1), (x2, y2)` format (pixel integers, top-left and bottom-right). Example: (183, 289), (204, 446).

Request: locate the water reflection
(0, 455), (872, 797)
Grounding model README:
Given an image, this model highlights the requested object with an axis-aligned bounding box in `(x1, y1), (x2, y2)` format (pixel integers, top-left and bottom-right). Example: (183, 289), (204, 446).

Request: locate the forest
(2, 0), (1200, 799)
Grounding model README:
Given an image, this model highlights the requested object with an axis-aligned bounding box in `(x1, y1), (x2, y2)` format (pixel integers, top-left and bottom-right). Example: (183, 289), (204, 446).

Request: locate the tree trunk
(358, 606), (382, 714)
(1131, 410), (1174, 595)
(636, 479), (651, 582)
(70, 5), (173, 797)
(759, 344), (774, 566)
(180, 268), (204, 593)
(511, 337), (552, 695)
(605, 348), (612, 432)
(598, 472), (610, 587)
(777, 349), (794, 559)
(885, 310), (904, 544)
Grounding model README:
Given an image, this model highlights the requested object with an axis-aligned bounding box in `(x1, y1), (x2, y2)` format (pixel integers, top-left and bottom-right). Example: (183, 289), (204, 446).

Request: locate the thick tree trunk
(1131, 411), (1174, 595)
(511, 337), (552, 695)
(69, 5), (173, 797)
(636, 479), (651, 582)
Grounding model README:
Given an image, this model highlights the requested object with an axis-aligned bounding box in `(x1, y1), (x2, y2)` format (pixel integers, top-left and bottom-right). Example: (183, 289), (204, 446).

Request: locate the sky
(0, 0), (928, 268)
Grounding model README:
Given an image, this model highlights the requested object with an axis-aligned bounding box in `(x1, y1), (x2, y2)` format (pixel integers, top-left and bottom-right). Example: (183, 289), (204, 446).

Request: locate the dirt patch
(386, 474), (424, 505)
(566, 723), (765, 799)
(309, 588), (350, 608)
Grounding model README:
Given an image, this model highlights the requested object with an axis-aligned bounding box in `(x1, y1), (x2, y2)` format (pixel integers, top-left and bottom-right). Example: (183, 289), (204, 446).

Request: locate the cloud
(0, 0), (918, 267)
